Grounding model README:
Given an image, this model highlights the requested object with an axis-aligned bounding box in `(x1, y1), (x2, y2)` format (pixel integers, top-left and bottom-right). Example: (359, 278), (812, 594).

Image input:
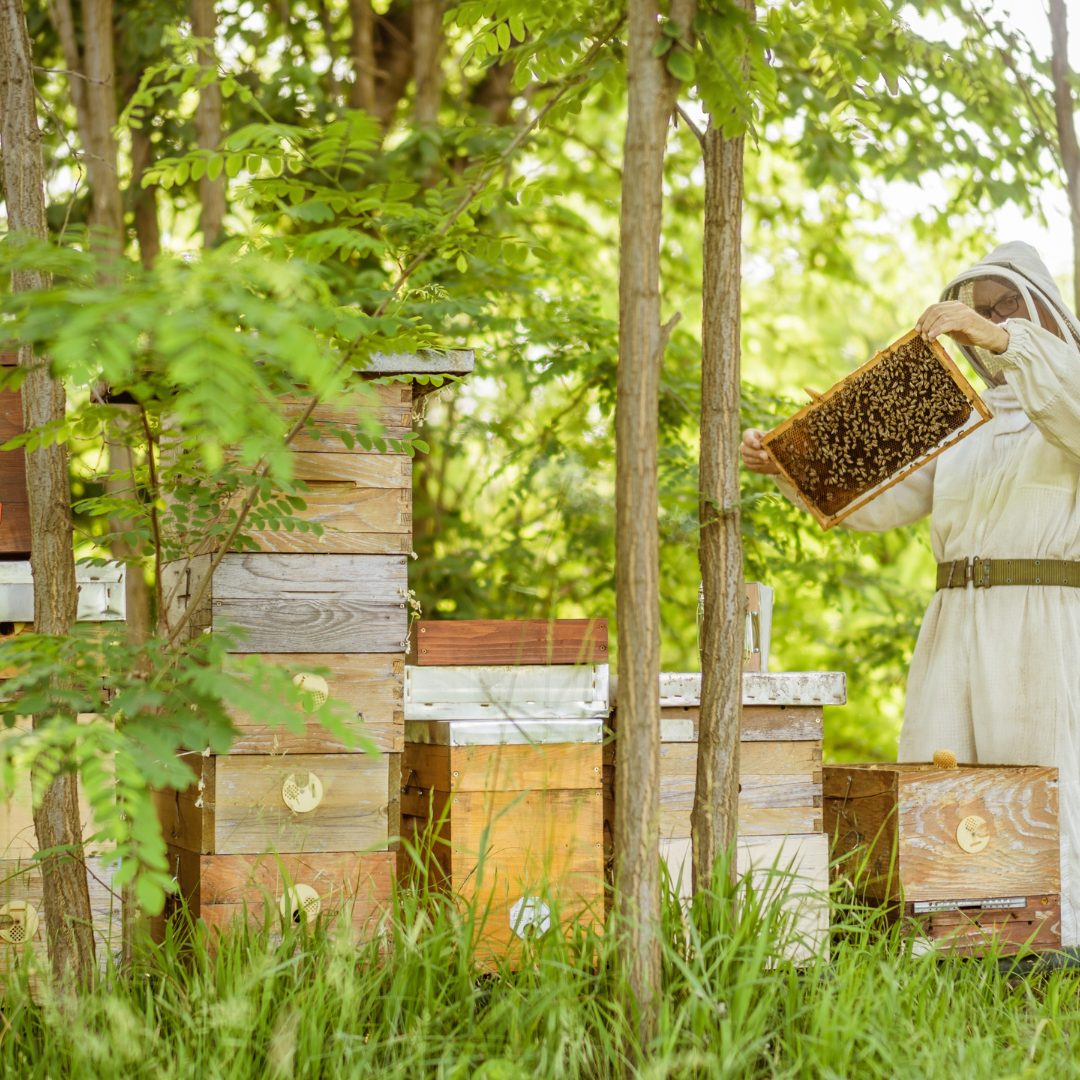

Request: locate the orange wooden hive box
(823, 761), (1060, 955)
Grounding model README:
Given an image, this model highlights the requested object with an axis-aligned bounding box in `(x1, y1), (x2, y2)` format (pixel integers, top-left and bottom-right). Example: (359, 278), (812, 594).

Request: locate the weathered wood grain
(403, 742), (602, 794)
(226, 653), (404, 754)
(281, 384), (413, 452)
(159, 754), (390, 855)
(164, 848), (394, 942)
(623, 705), (824, 743)
(410, 619), (609, 666)
(823, 764), (1059, 903)
(165, 554), (408, 653)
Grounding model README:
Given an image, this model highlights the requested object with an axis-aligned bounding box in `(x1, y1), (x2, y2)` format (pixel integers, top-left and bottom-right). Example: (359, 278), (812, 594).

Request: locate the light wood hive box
(823, 762), (1061, 954)
(604, 672), (845, 961)
(402, 657), (609, 962)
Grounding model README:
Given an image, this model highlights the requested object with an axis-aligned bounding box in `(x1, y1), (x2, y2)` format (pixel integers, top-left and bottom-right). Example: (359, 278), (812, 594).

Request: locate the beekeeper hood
(940, 241), (1080, 385)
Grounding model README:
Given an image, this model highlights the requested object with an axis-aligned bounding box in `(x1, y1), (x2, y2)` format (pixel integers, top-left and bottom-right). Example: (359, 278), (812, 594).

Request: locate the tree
(615, 0), (695, 1043)
(0, 0), (96, 986)
(1048, 0), (1080, 313)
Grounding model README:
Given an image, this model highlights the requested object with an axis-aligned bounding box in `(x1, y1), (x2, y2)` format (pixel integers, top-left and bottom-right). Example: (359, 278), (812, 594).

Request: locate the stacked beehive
(823, 761), (1060, 954)
(157, 354), (472, 939)
(0, 353), (125, 987)
(401, 619), (608, 960)
(604, 670), (845, 961)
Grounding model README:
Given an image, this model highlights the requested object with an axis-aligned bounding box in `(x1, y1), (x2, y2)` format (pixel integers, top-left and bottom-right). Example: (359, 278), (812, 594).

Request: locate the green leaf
(652, 38), (674, 57)
(496, 21), (511, 51)
(666, 49), (696, 83)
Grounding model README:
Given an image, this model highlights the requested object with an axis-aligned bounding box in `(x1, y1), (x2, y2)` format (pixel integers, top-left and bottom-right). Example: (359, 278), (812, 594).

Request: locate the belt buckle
(971, 556), (992, 588)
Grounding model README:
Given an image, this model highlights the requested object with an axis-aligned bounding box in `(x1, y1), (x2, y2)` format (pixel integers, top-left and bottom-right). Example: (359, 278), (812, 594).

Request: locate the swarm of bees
(764, 332), (990, 528)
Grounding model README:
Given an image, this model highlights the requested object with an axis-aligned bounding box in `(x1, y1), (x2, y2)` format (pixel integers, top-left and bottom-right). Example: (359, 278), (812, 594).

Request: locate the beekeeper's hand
(916, 302), (1010, 353)
(741, 429), (780, 475)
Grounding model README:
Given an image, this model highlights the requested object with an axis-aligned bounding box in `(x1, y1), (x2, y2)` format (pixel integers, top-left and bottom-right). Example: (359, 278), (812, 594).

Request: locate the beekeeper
(741, 241), (1080, 946)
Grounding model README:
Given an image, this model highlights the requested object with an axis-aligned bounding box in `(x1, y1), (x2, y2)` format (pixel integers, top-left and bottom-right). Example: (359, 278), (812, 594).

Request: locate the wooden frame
(762, 330), (992, 530)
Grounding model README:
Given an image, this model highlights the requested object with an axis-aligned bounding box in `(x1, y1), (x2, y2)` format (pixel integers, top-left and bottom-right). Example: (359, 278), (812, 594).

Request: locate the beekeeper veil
(940, 241), (1080, 385)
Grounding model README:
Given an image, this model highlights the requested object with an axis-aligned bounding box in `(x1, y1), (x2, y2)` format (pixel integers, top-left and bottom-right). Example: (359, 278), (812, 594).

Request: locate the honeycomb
(763, 333), (989, 527)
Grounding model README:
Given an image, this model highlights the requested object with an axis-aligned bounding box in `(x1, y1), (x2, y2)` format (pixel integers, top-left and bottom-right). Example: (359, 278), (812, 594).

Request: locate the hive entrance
(763, 331), (991, 529)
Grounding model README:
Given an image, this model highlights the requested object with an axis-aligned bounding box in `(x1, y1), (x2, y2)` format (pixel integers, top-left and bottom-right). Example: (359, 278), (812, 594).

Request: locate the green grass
(3, 867), (1080, 1078)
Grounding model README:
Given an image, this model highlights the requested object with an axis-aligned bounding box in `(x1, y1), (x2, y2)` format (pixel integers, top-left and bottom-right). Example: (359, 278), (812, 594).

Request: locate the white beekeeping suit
(776, 241), (1080, 945)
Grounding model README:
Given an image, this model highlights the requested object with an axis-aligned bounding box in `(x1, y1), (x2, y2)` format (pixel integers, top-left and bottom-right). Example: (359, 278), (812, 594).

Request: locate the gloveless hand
(916, 301), (1010, 353)
(741, 428), (780, 475)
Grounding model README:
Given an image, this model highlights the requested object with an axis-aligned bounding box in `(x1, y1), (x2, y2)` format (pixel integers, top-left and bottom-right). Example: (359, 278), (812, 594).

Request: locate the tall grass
(1, 864), (1078, 1078)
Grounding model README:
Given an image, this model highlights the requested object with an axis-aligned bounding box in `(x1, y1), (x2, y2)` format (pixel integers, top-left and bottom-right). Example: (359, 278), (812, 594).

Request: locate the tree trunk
(313, 0), (343, 103)
(412, 0), (443, 126)
(348, 0), (376, 113)
(130, 127), (161, 269)
(82, 0), (124, 246)
(615, 0), (694, 1045)
(192, 0), (226, 247)
(0, 0), (96, 988)
(1048, 0), (1080, 314)
(691, 109), (746, 893)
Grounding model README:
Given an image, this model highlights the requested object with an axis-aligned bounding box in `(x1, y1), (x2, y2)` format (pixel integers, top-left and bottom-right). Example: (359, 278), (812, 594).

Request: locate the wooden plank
(653, 671), (846, 708)
(161, 754), (391, 855)
(362, 349), (474, 376)
(165, 848), (394, 942)
(0, 371), (29, 556)
(901, 895), (1060, 956)
(206, 553), (408, 654)
(742, 706), (824, 742)
(410, 619), (609, 667)
(403, 743), (602, 794)
(281, 384), (413, 453)
(226, 653), (403, 754)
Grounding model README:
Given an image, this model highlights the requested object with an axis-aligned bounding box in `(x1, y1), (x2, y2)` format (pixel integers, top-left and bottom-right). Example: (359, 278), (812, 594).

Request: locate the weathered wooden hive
(402, 619), (608, 960)
(823, 762), (1060, 954)
(0, 563), (126, 992)
(605, 669), (845, 961)
(156, 351), (472, 940)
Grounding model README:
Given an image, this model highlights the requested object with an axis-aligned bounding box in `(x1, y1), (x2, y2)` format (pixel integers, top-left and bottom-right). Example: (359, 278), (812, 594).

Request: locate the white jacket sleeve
(988, 319), (1080, 461)
(774, 456), (936, 533)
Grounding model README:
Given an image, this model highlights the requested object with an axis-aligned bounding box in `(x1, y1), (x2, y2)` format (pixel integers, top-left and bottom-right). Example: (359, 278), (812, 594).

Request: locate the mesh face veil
(941, 261), (1080, 385)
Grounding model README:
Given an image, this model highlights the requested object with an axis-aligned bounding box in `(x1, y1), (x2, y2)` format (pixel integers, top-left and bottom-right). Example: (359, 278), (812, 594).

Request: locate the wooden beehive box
(402, 663), (607, 960)
(0, 856), (120, 995)
(823, 762), (1060, 954)
(162, 848), (394, 942)
(0, 354), (29, 558)
(410, 619), (609, 666)
(763, 331), (991, 529)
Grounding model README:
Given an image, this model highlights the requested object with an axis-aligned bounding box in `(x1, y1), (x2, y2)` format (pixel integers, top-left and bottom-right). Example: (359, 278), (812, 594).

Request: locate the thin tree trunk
(412, 0), (443, 126)
(130, 127), (161, 268)
(691, 110), (746, 892)
(82, 0), (123, 246)
(313, 0), (342, 103)
(615, 0), (694, 1045)
(348, 0), (376, 112)
(1049, 0), (1080, 313)
(0, 0), (96, 988)
(192, 0), (226, 246)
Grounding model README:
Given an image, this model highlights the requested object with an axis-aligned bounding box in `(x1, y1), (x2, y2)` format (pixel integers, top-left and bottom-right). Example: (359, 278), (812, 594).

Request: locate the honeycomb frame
(762, 329), (992, 530)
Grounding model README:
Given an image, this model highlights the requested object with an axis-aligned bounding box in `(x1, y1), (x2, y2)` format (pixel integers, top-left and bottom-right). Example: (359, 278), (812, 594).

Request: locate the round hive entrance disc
(509, 896), (552, 940)
(282, 771), (324, 813)
(293, 672), (329, 708)
(0, 900), (39, 945)
(280, 883), (322, 925)
(956, 814), (990, 854)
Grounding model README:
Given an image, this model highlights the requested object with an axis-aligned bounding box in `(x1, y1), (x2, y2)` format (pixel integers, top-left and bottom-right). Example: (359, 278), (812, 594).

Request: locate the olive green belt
(936, 558), (1080, 590)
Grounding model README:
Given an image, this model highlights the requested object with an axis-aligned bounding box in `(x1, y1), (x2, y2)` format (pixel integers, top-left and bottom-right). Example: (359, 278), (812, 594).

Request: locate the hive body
(823, 762), (1061, 954)
(604, 671), (845, 963)
(402, 641), (608, 962)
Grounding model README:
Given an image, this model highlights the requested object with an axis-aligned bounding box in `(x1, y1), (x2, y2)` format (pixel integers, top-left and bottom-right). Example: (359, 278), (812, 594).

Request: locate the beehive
(823, 762), (1060, 954)
(763, 331), (991, 529)
(402, 659), (608, 961)
(604, 671), (845, 961)
(155, 352), (474, 943)
(410, 618), (609, 666)
(0, 354), (29, 558)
